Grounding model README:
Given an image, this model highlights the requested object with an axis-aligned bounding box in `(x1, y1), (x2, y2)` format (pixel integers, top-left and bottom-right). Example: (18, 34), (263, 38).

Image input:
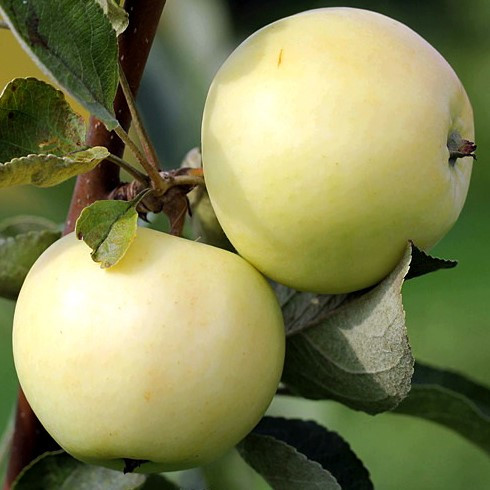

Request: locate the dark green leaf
(96, 0), (129, 36)
(238, 426), (341, 489)
(12, 451), (146, 490)
(0, 78), (108, 188)
(394, 362), (490, 455)
(239, 417), (373, 490)
(0, 216), (61, 300)
(281, 245), (414, 414)
(0, 1), (119, 129)
(0, 215), (59, 238)
(0, 78), (85, 162)
(0, 147), (109, 188)
(405, 243), (457, 280)
(75, 191), (150, 268)
(0, 411), (14, 480)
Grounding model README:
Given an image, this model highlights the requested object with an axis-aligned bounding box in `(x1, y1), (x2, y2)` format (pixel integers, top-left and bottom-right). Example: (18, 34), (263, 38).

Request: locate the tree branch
(64, 0), (167, 234)
(4, 1), (167, 488)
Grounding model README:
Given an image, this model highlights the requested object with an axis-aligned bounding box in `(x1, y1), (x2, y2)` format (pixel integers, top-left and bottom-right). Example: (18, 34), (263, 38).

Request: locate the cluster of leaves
(0, 1), (489, 489)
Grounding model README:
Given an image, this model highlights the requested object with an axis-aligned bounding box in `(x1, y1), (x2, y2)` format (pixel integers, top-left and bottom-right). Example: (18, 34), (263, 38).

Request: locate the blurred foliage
(1, 0), (490, 488)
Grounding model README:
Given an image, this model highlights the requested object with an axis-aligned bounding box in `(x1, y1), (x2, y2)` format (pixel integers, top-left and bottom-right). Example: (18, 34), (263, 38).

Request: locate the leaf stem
(118, 62), (161, 171)
(167, 172), (204, 188)
(114, 126), (166, 191)
(106, 153), (149, 185)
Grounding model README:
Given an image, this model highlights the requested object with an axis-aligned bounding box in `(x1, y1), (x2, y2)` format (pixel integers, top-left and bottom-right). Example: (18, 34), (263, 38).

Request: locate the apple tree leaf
(405, 244), (457, 280)
(0, 216), (61, 300)
(394, 362), (490, 455)
(11, 450), (178, 490)
(238, 416), (373, 490)
(0, 411), (15, 481)
(0, 0), (119, 129)
(0, 215), (60, 237)
(96, 0), (129, 36)
(0, 78), (108, 188)
(0, 147), (109, 189)
(0, 78), (86, 162)
(280, 244), (414, 414)
(75, 191), (151, 268)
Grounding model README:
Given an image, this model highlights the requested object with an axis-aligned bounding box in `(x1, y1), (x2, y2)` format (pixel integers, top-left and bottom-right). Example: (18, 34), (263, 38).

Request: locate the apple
(12, 227), (285, 472)
(201, 7), (475, 294)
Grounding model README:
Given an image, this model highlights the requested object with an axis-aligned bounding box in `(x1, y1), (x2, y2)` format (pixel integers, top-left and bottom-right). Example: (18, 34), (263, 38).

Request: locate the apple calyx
(109, 167), (204, 234)
(447, 131), (477, 166)
(123, 458), (149, 474)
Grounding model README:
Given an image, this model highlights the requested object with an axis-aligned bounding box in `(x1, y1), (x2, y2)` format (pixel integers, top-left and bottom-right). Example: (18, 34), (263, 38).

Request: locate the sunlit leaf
(96, 0), (129, 36)
(0, 147), (109, 188)
(0, 0), (119, 129)
(280, 245), (414, 414)
(75, 191), (150, 268)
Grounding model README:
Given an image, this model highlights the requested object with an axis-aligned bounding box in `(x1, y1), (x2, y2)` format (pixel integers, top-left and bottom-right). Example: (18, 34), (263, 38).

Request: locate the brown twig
(4, 1), (167, 488)
(64, 0), (167, 234)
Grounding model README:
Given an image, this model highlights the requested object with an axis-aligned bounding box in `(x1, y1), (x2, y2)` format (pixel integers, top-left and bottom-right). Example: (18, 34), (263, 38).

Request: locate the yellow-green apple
(201, 7), (475, 294)
(13, 227), (285, 472)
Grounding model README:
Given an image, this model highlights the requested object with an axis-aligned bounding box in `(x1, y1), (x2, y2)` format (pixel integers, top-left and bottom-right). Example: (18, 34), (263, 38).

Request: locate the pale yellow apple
(13, 228), (285, 472)
(201, 7), (474, 293)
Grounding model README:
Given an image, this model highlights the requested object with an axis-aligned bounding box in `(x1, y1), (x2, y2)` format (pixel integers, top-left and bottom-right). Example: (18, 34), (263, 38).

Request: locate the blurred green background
(1, 0), (489, 488)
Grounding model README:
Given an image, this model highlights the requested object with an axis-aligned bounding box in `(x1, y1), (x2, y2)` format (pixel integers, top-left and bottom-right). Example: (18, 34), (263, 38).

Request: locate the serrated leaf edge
(239, 433), (342, 489)
(0, 4), (119, 130)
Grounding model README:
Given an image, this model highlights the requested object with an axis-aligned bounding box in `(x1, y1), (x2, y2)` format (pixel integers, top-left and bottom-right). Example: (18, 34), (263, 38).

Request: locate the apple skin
(12, 228), (285, 472)
(201, 7), (474, 294)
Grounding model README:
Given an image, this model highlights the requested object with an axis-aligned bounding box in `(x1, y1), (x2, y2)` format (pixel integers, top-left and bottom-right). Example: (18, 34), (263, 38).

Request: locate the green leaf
(394, 362), (490, 455)
(0, 78), (108, 188)
(0, 215), (60, 237)
(0, 0), (119, 129)
(238, 417), (373, 490)
(0, 410), (15, 481)
(239, 438), (339, 489)
(0, 147), (109, 188)
(0, 78), (85, 162)
(280, 244), (414, 414)
(405, 243), (457, 280)
(0, 216), (61, 300)
(96, 0), (129, 36)
(12, 450), (146, 490)
(75, 191), (150, 268)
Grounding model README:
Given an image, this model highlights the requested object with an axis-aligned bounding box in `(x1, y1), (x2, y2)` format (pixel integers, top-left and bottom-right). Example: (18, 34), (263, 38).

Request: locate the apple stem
(0, 21), (9, 29)
(108, 168), (204, 225)
(447, 131), (476, 166)
(3, 2), (168, 488)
